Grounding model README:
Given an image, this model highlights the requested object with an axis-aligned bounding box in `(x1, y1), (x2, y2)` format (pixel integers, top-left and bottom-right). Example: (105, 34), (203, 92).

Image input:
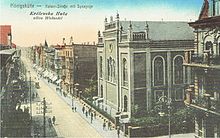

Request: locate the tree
(83, 79), (97, 99)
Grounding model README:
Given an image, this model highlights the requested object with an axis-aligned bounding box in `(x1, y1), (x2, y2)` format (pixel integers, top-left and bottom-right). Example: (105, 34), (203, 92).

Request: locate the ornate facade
(97, 14), (194, 122)
(184, 0), (220, 137)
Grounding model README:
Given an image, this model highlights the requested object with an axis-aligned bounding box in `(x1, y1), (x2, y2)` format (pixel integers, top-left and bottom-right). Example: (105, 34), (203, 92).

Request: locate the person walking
(94, 111), (96, 119)
(117, 126), (120, 138)
(82, 106), (85, 114)
(103, 121), (106, 130)
(72, 106), (74, 112)
(74, 107), (77, 112)
(90, 112), (93, 123)
(48, 118), (52, 127)
(88, 108), (91, 116)
(85, 110), (88, 118)
(108, 121), (111, 130)
(52, 116), (56, 125)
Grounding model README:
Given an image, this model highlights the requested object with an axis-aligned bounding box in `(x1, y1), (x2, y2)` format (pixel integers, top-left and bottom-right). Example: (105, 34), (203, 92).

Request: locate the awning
(37, 67), (41, 72)
(52, 76), (58, 82)
(48, 73), (54, 80)
(0, 49), (16, 55)
(38, 67), (44, 73)
(56, 79), (62, 84)
(43, 71), (49, 77)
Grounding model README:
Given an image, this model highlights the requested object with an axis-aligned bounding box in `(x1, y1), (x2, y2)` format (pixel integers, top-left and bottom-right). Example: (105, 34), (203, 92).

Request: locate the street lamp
(71, 89), (76, 109)
(79, 91), (82, 99)
(28, 71), (32, 122)
(158, 96), (172, 138)
(74, 83), (79, 97)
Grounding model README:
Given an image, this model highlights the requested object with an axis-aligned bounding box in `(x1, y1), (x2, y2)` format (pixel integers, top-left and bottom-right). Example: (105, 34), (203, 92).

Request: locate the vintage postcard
(1, 0), (220, 137)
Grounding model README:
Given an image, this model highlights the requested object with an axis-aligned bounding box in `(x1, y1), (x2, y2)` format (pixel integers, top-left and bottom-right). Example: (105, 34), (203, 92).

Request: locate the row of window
(204, 41), (220, 55)
(155, 89), (184, 102)
(209, 0), (220, 16)
(153, 56), (184, 86)
(99, 55), (184, 86)
(100, 56), (117, 82)
(65, 50), (73, 57)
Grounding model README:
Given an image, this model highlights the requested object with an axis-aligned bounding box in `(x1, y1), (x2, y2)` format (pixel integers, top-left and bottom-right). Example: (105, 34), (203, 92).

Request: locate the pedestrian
(32, 93), (35, 99)
(36, 93), (38, 97)
(85, 110), (88, 118)
(90, 112), (93, 123)
(82, 106), (85, 114)
(117, 127), (120, 138)
(88, 108), (91, 115)
(52, 116), (56, 125)
(48, 118), (52, 127)
(103, 121), (106, 130)
(74, 107), (77, 112)
(94, 111), (96, 119)
(72, 106), (74, 112)
(108, 121), (111, 130)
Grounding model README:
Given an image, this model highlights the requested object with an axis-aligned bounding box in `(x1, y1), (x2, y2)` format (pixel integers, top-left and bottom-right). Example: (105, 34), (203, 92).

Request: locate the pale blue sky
(0, 0), (204, 46)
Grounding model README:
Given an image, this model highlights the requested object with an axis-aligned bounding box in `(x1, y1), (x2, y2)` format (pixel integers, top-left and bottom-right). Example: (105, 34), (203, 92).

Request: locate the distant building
(97, 14), (194, 123)
(0, 25), (16, 49)
(184, 0), (220, 137)
(53, 43), (97, 96)
(0, 48), (30, 137)
(32, 41), (97, 96)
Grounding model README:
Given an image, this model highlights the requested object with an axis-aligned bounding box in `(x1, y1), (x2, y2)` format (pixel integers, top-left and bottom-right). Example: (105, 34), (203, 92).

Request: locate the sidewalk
(41, 78), (125, 138)
(153, 133), (194, 138)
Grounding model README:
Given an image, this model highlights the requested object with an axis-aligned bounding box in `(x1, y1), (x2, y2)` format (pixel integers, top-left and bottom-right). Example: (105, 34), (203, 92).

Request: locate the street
(20, 51), (197, 138)
(21, 54), (102, 137)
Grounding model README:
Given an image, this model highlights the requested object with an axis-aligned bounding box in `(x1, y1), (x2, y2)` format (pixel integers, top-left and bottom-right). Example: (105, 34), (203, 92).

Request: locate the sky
(0, 0), (203, 47)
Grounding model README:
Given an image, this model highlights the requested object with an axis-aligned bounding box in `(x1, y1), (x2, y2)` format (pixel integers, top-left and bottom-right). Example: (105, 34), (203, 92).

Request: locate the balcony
(98, 37), (103, 44)
(105, 22), (116, 30)
(132, 32), (146, 41)
(185, 87), (220, 116)
(191, 53), (220, 65)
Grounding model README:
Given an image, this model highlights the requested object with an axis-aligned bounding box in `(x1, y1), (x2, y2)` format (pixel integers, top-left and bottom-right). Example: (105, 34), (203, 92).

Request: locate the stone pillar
(167, 51), (172, 99)
(128, 21), (133, 41)
(146, 50), (151, 110)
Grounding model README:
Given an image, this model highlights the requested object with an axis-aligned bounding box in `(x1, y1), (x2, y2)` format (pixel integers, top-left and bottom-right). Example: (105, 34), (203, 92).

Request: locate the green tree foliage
(83, 79), (97, 99)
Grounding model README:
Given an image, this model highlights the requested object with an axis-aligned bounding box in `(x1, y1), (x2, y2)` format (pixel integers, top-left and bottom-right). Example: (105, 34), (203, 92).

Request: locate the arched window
(109, 57), (112, 80)
(154, 57), (164, 86)
(100, 85), (103, 98)
(124, 95), (128, 112)
(205, 41), (213, 54)
(100, 56), (103, 78)
(123, 58), (128, 86)
(174, 56), (183, 84)
(175, 88), (183, 101)
(107, 59), (110, 80)
(112, 59), (116, 81)
(219, 42), (220, 55)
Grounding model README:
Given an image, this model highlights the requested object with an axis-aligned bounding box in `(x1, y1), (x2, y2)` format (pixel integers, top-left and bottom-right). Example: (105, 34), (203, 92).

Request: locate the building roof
(45, 47), (55, 53)
(189, 0), (220, 28)
(0, 25), (11, 46)
(199, 0), (209, 20)
(120, 21), (194, 40)
(189, 15), (220, 28)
